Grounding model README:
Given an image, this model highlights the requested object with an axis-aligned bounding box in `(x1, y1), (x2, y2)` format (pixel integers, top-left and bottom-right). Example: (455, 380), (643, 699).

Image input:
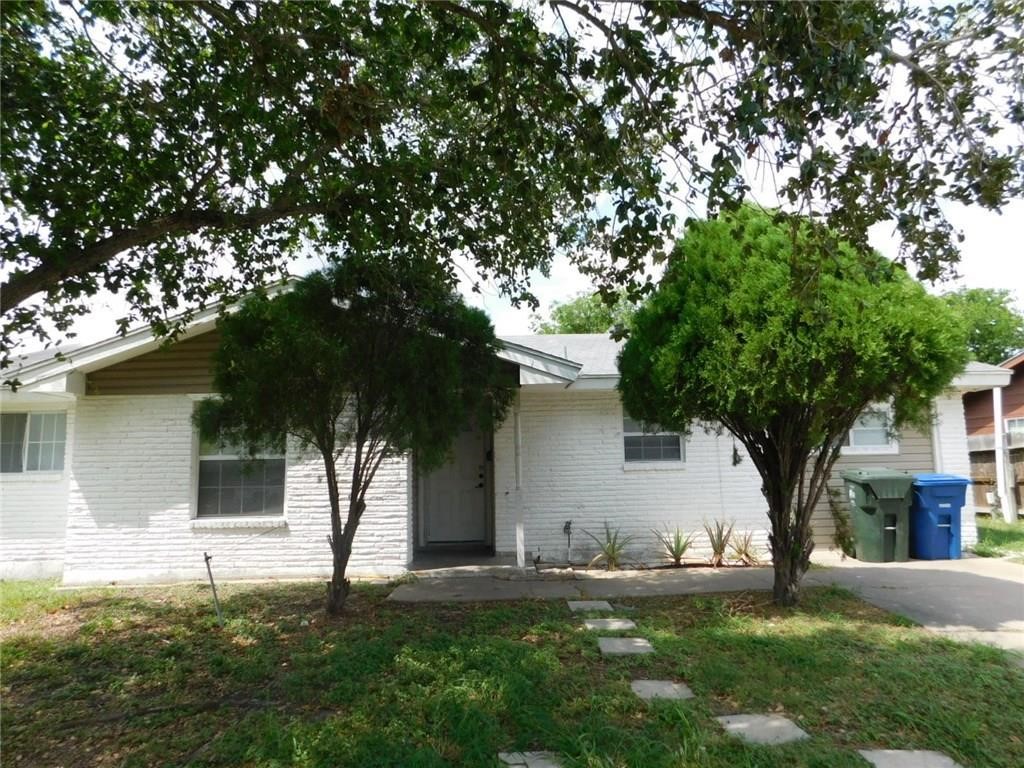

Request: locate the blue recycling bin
(909, 474), (970, 560)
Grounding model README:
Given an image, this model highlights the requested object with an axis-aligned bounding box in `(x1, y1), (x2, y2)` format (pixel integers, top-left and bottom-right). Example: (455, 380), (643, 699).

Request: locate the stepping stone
(715, 714), (809, 745)
(597, 637), (654, 655)
(498, 751), (562, 768)
(858, 750), (964, 768)
(567, 600), (613, 612)
(583, 618), (636, 631)
(630, 679), (694, 700)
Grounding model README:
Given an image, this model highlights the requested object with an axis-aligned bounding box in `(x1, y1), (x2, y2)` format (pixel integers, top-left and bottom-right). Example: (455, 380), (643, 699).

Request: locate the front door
(422, 425), (487, 544)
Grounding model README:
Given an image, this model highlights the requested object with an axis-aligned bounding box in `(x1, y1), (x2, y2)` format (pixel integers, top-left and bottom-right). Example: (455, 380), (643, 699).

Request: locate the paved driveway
(390, 555), (1024, 654)
(806, 554), (1024, 652)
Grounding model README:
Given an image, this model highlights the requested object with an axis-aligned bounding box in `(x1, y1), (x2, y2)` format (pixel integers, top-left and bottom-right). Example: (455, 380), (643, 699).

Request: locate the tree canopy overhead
(619, 206), (969, 605)
(3, 1), (1021, 362)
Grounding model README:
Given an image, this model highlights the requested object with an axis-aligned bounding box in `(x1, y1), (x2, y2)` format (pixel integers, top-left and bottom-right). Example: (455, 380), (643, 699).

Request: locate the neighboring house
(0, 312), (1002, 583)
(963, 351), (1024, 517)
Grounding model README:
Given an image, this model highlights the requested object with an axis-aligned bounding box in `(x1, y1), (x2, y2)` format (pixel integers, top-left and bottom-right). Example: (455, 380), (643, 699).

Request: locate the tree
(531, 289), (637, 334)
(618, 206), (968, 606)
(943, 287), (1024, 364)
(194, 258), (514, 614)
(3, 1), (1021, 366)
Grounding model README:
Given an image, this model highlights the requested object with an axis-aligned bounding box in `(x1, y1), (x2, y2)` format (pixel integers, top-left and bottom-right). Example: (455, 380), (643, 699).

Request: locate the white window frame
(1006, 417), (1024, 435)
(841, 406), (900, 456)
(622, 409), (685, 469)
(192, 416), (287, 520)
(0, 411), (68, 474)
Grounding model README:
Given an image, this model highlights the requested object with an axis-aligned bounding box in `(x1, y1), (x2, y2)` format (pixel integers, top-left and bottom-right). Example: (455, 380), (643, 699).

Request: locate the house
(0, 310), (1003, 584)
(963, 351), (1024, 519)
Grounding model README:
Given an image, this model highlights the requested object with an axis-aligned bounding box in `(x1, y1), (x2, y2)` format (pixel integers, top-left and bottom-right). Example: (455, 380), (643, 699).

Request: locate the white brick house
(0, 310), (1007, 584)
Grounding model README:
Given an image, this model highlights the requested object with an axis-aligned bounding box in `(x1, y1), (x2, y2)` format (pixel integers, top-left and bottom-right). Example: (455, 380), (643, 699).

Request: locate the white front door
(423, 426), (487, 544)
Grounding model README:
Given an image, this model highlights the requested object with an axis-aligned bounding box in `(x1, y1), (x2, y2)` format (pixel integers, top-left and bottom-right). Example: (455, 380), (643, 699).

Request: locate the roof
(999, 350), (1024, 369)
(951, 360), (1013, 392)
(498, 334), (621, 378)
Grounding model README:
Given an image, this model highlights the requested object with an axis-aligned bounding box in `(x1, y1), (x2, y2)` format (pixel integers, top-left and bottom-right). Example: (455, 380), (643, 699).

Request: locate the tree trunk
(321, 449), (351, 616)
(771, 548), (803, 606)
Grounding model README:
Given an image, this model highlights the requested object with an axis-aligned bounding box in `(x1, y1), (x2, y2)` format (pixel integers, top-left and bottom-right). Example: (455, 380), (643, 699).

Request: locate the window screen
(196, 433), (285, 517)
(623, 413), (683, 462)
(1, 412), (66, 472)
(843, 409), (895, 451)
(1, 414), (27, 473)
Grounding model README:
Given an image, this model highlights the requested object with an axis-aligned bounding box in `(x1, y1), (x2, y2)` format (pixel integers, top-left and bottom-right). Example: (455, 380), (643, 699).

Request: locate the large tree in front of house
(195, 258), (514, 614)
(943, 287), (1024, 364)
(618, 206), (969, 606)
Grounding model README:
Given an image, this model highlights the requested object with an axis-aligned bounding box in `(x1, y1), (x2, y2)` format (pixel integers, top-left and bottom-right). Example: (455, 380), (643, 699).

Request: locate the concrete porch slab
(583, 618), (636, 630)
(498, 751), (562, 767)
(630, 679), (694, 700)
(715, 714), (809, 745)
(598, 637), (654, 655)
(567, 600), (614, 612)
(857, 750), (964, 768)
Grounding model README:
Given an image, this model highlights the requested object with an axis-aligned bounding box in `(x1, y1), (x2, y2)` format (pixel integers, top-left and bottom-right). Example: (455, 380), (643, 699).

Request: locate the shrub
(704, 520), (734, 567)
(652, 526), (695, 566)
(583, 523), (636, 571)
(730, 531), (761, 566)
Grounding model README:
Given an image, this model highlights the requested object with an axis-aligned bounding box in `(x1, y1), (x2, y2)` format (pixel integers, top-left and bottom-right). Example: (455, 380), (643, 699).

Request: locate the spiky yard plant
(653, 526), (695, 567)
(730, 531), (761, 566)
(583, 523), (637, 571)
(704, 520), (735, 568)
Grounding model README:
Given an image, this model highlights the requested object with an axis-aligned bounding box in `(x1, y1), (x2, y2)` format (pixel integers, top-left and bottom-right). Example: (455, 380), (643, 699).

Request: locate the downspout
(514, 391), (526, 568)
(993, 386), (1017, 522)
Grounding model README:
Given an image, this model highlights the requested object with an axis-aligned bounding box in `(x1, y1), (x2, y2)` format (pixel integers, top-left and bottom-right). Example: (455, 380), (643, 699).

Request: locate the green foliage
(195, 256), (513, 610)
(827, 488), (858, 559)
(703, 521), (735, 568)
(652, 526), (695, 566)
(582, 522), (636, 571)
(942, 287), (1024, 364)
(3, 2), (1022, 367)
(620, 206), (969, 603)
(532, 289), (638, 335)
(974, 515), (1024, 558)
(729, 532), (761, 566)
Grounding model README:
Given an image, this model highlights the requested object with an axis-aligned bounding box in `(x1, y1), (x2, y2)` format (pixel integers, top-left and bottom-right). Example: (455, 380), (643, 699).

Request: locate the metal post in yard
(204, 551), (224, 627)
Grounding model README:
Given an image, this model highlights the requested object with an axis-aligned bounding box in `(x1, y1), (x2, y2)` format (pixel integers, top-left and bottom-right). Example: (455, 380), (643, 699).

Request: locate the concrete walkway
(388, 555), (1024, 653)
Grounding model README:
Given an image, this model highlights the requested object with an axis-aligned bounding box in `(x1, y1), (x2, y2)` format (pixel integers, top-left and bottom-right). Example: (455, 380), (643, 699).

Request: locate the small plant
(582, 522), (636, 571)
(703, 520), (734, 567)
(729, 531), (760, 566)
(827, 486), (856, 558)
(652, 526), (695, 566)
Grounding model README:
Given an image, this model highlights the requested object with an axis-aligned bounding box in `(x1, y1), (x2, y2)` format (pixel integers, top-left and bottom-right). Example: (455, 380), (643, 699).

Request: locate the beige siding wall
(86, 331), (218, 395)
(810, 426), (935, 549)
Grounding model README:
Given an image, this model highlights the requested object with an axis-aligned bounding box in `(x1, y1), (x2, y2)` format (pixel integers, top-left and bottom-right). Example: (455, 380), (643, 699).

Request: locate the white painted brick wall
(62, 395), (412, 585)
(933, 392), (978, 548)
(493, 389), (770, 565)
(0, 407), (75, 579)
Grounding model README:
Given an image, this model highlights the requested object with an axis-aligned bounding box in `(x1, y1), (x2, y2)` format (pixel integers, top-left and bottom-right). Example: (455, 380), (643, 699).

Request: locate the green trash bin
(839, 469), (915, 562)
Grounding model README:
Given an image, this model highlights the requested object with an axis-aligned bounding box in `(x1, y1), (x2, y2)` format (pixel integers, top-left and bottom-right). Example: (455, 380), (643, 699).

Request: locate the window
(623, 413), (683, 462)
(0, 412), (67, 473)
(196, 431), (285, 517)
(1008, 417), (1024, 444)
(842, 408), (898, 454)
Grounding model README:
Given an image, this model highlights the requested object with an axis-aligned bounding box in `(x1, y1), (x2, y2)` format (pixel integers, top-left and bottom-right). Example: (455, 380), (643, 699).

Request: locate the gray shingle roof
(499, 334), (621, 377)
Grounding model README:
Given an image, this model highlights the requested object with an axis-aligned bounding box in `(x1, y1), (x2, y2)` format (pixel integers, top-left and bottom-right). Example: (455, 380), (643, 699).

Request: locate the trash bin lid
(912, 473), (971, 487)
(839, 468), (915, 499)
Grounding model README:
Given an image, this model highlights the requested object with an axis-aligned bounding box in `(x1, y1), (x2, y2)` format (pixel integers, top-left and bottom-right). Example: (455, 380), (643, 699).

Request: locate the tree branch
(1, 199), (337, 312)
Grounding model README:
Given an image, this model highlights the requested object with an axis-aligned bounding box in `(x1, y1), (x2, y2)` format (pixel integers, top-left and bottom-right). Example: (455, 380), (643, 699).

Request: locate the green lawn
(974, 514), (1024, 559)
(2, 580), (1023, 768)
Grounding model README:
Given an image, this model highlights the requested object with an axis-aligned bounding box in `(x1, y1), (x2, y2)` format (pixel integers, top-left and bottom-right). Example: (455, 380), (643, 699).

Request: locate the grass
(974, 514), (1024, 559)
(2, 580), (1023, 767)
